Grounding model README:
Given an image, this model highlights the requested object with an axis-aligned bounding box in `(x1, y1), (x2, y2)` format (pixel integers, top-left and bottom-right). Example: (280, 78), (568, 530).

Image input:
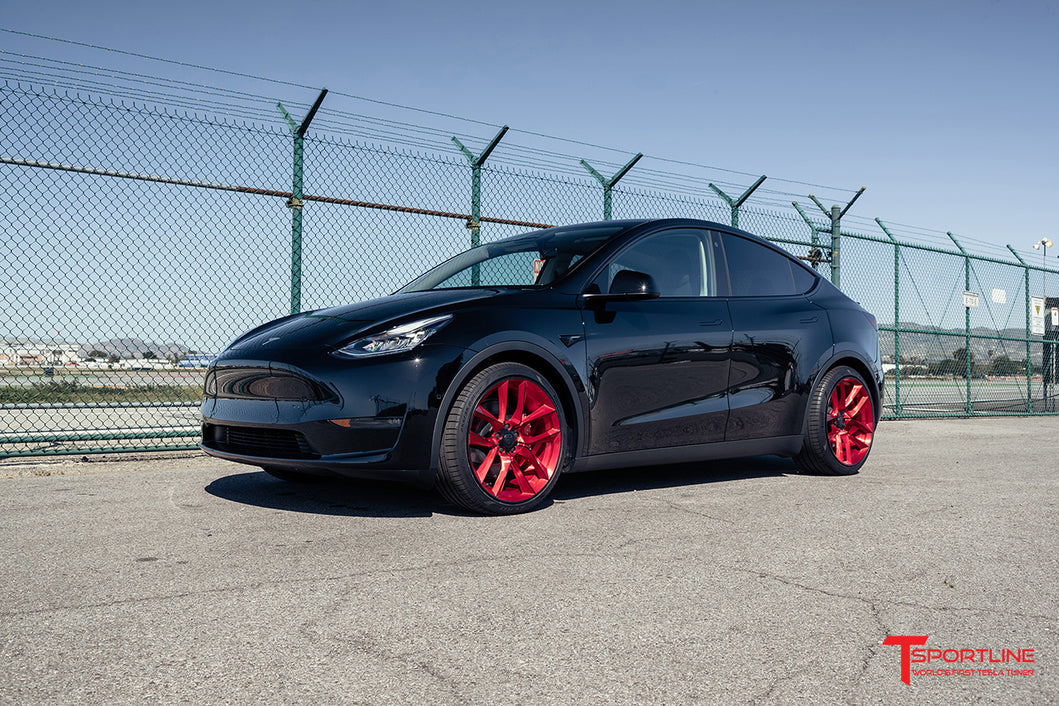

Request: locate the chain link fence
(2, 81), (1058, 458)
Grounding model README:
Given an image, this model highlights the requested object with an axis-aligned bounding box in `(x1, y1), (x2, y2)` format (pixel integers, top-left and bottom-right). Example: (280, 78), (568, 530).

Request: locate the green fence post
(876, 218), (901, 416)
(948, 232), (973, 414)
(792, 201), (824, 270)
(580, 153), (643, 220)
(809, 187), (866, 290)
(1007, 245), (1034, 413)
(708, 175), (766, 229)
(453, 126), (509, 285)
(277, 88), (328, 314)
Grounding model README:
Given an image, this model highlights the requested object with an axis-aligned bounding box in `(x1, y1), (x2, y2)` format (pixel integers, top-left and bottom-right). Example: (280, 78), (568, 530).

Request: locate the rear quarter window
(720, 234), (799, 297)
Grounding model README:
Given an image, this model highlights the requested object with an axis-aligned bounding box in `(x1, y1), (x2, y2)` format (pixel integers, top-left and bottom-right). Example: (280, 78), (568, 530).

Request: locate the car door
(581, 227), (733, 455)
(717, 231), (833, 441)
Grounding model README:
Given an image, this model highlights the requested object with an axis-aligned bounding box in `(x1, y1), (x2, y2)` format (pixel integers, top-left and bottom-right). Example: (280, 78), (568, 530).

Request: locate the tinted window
(593, 229), (717, 297)
(720, 234), (798, 297)
(791, 261), (818, 293)
(399, 223), (624, 292)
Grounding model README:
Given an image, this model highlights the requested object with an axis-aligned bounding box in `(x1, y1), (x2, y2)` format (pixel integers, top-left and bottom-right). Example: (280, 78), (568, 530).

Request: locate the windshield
(398, 223), (628, 292)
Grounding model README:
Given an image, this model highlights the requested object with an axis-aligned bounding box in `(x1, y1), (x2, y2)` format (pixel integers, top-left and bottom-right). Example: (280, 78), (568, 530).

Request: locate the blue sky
(1, 0), (1057, 254)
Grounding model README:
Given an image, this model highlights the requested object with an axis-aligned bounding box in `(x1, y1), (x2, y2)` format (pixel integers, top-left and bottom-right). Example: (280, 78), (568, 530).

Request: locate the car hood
(222, 289), (498, 355)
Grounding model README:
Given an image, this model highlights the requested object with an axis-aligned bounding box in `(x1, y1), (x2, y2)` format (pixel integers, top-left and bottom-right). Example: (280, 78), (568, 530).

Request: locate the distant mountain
(880, 323), (1052, 363)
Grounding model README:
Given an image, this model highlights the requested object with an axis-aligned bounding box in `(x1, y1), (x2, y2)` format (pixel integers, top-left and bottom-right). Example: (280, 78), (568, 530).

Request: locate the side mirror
(581, 269), (661, 304)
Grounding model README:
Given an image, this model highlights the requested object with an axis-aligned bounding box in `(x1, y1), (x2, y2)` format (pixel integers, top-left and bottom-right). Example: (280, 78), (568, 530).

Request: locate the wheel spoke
(520, 404), (555, 425)
(836, 431), (849, 463)
(491, 455), (511, 495)
(847, 418), (873, 434)
(846, 394), (868, 419)
(843, 382), (864, 409)
(497, 380), (511, 424)
(473, 447), (498, 483)
(468, 432), (494, 448)
(522, 427), (559, 445)
(509, 380), (528, 425)
(508, 457), (535, 495)
(474, 405), (501, 431)
(518, 447), (549, 479)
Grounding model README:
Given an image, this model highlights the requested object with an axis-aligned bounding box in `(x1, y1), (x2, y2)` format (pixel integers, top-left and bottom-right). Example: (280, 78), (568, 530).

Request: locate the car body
(201, 219), (881, 514)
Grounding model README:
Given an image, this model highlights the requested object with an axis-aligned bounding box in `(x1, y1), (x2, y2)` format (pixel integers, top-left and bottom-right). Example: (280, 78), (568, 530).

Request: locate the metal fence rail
(2, 79), (1058, 458)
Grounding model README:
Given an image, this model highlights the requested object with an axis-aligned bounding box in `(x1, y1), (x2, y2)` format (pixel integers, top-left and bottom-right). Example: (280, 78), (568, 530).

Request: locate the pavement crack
(657, 498), (735, 524)
(0, 551), (612, 619)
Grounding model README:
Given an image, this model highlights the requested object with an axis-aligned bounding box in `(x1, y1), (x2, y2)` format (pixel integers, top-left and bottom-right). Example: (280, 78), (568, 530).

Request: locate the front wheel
(437, 362), (571, 514)
(795, 365), (876, 475)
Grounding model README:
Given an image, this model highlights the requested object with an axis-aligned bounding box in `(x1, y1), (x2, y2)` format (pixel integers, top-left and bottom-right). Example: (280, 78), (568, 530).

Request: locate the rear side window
(720, 233), (800, 297)
(791, 262), (818, 293)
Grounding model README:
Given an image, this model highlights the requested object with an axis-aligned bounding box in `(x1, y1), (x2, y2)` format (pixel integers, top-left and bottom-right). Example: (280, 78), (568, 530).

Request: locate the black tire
(261, 466), (323, 483)
(437, 362), (572, 514)
(795, 365), (876, 476)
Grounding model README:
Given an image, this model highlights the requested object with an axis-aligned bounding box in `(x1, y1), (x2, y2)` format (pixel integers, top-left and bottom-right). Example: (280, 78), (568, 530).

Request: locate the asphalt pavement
(0, 418), (1056, 705)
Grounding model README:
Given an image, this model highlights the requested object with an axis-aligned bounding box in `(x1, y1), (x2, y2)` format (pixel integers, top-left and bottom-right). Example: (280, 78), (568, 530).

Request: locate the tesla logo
(883, 635), (1035, 684)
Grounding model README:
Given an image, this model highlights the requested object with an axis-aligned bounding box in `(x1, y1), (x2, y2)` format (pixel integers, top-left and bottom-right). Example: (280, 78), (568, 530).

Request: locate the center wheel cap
(499, 430), (519, 452)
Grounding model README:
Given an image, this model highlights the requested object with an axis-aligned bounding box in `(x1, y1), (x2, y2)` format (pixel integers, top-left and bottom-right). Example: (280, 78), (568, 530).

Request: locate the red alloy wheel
(827, 377), (875, 466)
(465, 378), (563, 502)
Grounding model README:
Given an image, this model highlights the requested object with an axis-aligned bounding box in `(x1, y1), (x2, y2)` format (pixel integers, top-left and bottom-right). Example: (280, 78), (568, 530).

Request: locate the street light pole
(1035, 238), (1055, 409)
(1036, 238), (1053, 297)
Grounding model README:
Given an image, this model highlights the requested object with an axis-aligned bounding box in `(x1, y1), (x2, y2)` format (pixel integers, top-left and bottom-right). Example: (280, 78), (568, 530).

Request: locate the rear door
(717, 231), (833, 440)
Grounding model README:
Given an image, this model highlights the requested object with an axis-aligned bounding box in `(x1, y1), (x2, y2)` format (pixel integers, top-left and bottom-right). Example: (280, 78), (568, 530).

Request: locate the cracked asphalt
(1, 417), (1056, 705)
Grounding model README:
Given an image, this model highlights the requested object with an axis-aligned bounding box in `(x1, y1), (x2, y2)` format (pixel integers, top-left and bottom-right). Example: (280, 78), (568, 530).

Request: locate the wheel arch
(428, 340), (586, 477)
(807, 349), (883, 429)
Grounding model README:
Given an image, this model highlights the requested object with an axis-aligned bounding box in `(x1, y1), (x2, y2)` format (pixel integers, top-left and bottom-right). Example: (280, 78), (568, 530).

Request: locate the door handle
(800, 316), (819, 323)
(699, 319), (724, 327)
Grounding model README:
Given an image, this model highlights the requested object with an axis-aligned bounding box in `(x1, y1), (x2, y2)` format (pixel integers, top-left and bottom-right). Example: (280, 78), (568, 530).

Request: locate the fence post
(453, 126), (509, 285)
(808, 187), (865, 289)
(792, 201), (825, 270)
(277, 88), (328, 314)
(876, 218), (901, 416)
(1007, 245), (1034, 413)
(708, 175), (766, 229)
(948, 232), (973, 414)
(580, 153), (642, 220)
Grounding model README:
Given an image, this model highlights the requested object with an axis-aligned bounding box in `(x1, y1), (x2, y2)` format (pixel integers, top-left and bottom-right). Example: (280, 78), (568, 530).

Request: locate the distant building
(178, 354), (216, 368)
(0, 338), (80, 366)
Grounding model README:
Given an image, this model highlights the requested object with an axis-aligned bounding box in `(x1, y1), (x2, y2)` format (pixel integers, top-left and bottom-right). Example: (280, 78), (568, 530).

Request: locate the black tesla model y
(201, 219), (881, 514)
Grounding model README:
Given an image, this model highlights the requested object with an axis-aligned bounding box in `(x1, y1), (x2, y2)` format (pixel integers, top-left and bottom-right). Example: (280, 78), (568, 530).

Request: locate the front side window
(592, 229), (717, 297)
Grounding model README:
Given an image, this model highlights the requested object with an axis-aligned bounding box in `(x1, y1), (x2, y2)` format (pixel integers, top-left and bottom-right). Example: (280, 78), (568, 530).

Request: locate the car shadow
(205, 456), (795, 518)
(553, 455), (796, 501)
(204, 471), (459, 518)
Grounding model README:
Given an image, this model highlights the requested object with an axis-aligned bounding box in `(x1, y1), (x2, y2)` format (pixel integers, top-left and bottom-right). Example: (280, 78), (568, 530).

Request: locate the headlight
(333, 315), (452, 358)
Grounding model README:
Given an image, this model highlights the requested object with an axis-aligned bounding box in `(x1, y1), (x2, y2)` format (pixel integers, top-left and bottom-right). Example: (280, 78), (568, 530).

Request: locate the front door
(581, 228), (732, 455)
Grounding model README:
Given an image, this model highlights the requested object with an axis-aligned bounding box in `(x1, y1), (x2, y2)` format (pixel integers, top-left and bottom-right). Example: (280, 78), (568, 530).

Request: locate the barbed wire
(0, 28), (862, 201)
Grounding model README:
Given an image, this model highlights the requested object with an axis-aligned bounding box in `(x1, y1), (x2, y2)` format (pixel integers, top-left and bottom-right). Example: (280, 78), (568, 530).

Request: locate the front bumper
(199, 344), (469, 485)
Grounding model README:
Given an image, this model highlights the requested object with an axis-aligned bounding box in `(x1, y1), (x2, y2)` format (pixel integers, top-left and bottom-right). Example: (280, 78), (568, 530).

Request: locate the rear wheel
(438, 362), (571, 514)
(795, 365), (876, 475)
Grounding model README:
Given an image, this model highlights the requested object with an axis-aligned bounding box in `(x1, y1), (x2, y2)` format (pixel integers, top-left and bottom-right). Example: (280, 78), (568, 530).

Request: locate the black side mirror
(582, 269), (661, 304)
